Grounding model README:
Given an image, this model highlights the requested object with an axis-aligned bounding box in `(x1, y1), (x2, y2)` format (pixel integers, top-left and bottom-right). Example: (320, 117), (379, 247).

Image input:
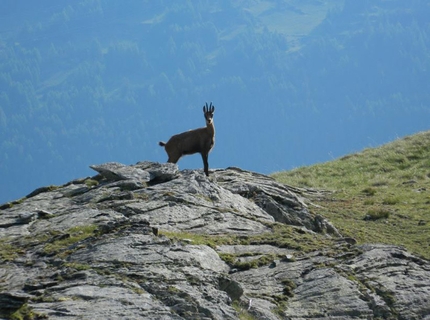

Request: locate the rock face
(1, 162), (429, 319)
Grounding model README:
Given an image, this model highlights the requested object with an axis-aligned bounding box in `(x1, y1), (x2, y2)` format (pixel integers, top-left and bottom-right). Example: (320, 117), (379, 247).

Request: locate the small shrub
(84, 179), (99, 187)
(167, 286), (180, 293)
(281, 278), (297, 297)
(272, 295), (289, 317)
(220, 254), (276, 271)
(9, 303), (48, 320)
(364, 209), (390, 221)
(362, 187), (376, 196)
(382, 197), (400, 205)
(218, 253), (235, 265)
(0, 241), (19, 261)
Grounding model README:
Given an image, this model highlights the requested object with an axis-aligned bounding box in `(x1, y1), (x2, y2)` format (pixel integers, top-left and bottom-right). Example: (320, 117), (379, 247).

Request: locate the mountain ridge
(1, 155), (429, 319)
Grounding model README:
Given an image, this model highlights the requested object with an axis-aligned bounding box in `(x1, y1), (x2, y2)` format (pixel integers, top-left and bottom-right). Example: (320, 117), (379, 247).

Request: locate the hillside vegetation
(273, 130), (430, 260)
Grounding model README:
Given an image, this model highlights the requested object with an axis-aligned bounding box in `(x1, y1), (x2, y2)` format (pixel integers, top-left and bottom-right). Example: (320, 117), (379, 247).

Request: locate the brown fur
(159, 102), (215, 176)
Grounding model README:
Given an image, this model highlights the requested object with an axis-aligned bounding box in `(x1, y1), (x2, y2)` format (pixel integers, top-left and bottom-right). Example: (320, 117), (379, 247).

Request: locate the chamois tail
(159, 141), (166, 147)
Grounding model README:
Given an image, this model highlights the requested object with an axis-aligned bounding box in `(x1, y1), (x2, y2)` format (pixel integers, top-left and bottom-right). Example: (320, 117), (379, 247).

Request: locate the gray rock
(0, 162), (429, 319)
(215, 167), (341, 236)
(219, 277), (244, 301)
(135, 161), (179, 182)
(0, 292), (30, 315)
(90, 162), (152, 182)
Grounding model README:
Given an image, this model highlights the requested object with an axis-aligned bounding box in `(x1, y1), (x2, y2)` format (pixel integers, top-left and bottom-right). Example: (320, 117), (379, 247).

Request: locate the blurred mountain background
(1, 0), (429, 203)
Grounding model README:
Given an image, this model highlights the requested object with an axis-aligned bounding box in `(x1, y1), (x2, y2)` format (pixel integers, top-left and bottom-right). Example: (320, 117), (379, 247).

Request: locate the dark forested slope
(1, 0), (429, 203)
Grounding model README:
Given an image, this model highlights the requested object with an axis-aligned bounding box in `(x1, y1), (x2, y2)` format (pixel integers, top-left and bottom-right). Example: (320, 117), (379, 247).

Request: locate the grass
(280, 278), (297, 297)
(272, 130), (430, 260)
(364, 208), (391, 221)
(43, 225), (98, 257)
(232, 301), (257, 320)
(159, 229), (328, 316)
(158, 230), (240, 248)
(218, 252), (278, 271)
(84, 178), (99, 187)
(160, 224), (338, 253)
(160, 224), (345, 269)
(7, 303), (48, 320)
(0, 239), (21, 261)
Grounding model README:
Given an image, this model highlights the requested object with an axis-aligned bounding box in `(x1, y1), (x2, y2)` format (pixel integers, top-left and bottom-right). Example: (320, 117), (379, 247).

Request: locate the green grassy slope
(272, 130), (430, 260)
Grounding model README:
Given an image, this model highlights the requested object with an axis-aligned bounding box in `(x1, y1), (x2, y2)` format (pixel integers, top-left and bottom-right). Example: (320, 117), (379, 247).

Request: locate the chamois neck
(206, 121), (215, 136)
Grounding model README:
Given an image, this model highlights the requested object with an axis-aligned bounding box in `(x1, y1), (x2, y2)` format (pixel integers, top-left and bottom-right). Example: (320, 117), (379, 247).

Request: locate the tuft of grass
(43, 225), (98, 257)
(0, 240), (20, 261)
(382, 196), (400, 205)
(364, 209), (391, 221)
(0, 197), (26, 209)
(8, 303), (48, 320)
(362, 187), (377, 196)
(272, 130), (430, 260)
(84, 179), (99, 187)
(63, 262), (91, 271)
(280, 278), (297, 297)
(218, 252), (236, 265)
(158, 230), (239, 248)
(232, 301), (257, 320)
(227, 254), (277, 271)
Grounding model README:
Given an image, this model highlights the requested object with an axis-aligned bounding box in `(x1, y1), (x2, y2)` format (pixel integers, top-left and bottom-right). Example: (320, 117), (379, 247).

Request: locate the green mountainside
(1, 0), (430, 204)
(272, 130), (430, 260)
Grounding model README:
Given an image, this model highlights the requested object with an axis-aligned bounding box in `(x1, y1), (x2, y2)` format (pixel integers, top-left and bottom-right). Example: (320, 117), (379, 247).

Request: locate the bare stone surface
(0, 162), (429, 319)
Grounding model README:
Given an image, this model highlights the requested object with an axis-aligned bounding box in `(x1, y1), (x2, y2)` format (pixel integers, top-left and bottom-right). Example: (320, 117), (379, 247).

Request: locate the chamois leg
(201, 153), (209, 176)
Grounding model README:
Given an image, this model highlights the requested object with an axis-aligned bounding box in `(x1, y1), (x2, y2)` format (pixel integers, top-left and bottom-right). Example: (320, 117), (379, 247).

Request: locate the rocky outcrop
(1, 162), (429, 319)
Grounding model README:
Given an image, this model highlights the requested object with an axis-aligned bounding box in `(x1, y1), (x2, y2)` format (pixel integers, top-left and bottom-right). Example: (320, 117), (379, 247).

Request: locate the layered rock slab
(0, 162), (429, 319)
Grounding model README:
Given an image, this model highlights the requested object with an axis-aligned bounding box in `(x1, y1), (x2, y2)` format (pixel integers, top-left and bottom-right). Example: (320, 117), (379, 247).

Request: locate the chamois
(159, 102), (215, 176)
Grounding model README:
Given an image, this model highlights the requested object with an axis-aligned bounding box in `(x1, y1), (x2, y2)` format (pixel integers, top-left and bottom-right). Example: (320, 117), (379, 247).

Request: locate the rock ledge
(1, 162), (429, 319)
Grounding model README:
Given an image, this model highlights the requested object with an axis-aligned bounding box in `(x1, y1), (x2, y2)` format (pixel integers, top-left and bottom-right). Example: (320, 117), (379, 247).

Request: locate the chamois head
(203, 102), (215, 125)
